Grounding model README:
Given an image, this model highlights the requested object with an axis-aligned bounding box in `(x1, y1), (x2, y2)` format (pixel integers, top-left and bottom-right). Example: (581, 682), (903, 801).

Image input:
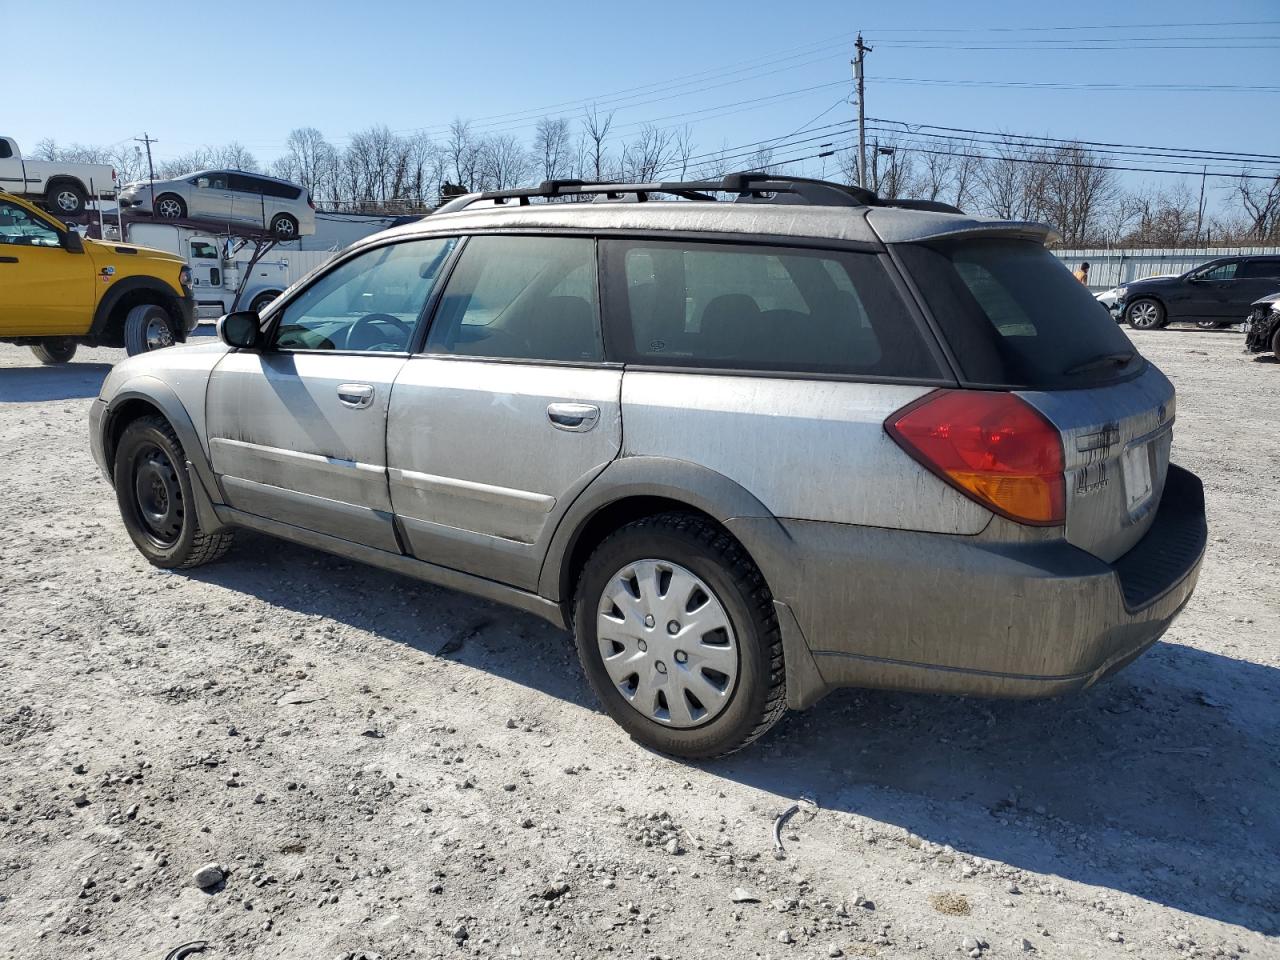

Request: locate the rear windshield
(897, 239), (1143, 388)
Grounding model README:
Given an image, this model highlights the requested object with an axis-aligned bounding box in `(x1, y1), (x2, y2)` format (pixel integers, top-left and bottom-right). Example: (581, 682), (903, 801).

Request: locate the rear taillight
(307, 193), (316, 210)
(886, 389), (1065, 526)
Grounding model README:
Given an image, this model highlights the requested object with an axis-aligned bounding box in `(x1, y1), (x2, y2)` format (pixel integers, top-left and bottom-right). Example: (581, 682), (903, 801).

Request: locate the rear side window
(1238, 259), (1280, 279)
(897, 239), (1143, 388)
(425, 235), (603, 363)
(602, 239), (942, 379)
(0, 140), (12, 159)
(262, 179), (302, 200)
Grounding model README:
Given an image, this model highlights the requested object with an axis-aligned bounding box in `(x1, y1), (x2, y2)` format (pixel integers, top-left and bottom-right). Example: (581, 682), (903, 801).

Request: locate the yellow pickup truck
(0, 191), (195, 363)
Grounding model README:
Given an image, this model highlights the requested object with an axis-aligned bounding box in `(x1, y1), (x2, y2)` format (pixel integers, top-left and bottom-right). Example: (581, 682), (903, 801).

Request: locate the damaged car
(1243, 292), (1280, 360)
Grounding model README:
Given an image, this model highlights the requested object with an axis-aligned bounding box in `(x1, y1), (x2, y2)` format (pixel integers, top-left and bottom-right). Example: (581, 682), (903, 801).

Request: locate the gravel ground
(0, 327), (1277, 960)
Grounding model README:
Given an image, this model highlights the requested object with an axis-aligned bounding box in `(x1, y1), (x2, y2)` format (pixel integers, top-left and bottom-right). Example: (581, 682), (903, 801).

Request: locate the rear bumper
(731, 464), (1206, 704)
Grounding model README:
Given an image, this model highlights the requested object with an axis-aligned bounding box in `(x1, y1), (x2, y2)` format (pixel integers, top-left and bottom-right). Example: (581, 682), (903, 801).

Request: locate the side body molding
(102, 378), (227, 534)
(537, 455), (830, 710)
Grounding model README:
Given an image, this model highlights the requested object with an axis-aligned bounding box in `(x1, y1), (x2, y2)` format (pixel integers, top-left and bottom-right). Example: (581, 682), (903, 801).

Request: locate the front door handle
(0, 256), (18, 264)
(547, 402), (600, 432)
(337, 383), (375, 408)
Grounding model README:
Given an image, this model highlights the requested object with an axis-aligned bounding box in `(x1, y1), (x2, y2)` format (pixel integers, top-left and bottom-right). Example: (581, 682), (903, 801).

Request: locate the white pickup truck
(0, 136), (116, 217)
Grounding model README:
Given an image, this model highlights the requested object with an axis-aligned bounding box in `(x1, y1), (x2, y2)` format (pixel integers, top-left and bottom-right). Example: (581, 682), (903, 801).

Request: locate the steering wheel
(344, 312), (412, 351)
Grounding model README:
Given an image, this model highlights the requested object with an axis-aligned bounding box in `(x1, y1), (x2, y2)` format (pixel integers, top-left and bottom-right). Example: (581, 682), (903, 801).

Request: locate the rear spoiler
(865, 208), (1060, 247)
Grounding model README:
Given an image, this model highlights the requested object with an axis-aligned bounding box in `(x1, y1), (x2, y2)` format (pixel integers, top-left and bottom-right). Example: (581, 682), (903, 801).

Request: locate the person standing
(1073, 261), (1091, 285)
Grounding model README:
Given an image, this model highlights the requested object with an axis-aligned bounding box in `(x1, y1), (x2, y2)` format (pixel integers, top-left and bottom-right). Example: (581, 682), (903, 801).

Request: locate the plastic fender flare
(103, 379), (226, 533)
(91, 276), (187, 343)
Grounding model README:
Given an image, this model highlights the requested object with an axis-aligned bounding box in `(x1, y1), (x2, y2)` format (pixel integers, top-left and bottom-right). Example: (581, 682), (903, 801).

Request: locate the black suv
(1114, 255), (1280, 330)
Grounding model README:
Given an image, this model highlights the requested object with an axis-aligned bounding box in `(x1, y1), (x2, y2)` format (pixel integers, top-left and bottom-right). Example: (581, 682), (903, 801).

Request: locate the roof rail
(434, 172), (881, 214)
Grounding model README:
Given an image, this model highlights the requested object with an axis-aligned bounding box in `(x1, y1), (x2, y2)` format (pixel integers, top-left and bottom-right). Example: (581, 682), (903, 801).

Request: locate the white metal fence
(1051, 247), (1280, 292)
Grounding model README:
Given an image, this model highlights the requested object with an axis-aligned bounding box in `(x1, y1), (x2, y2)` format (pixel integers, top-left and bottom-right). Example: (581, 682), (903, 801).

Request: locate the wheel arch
(43, 174), (88, 199)
(90, 278), (188, 347)
(540, 456), (791, 606)
(102, 381), (225, 533)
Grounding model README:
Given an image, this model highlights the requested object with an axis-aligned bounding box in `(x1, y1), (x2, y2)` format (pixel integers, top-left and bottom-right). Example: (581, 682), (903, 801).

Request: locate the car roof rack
(433, 172), (906, 215)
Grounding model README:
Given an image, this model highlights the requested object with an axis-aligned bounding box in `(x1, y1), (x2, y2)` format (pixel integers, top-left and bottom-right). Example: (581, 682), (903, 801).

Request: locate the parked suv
(0, 191), (195, 363)
(118, 170), (316, 239)
(1113, 255), (1280, 329)
(89, 174), (1206, 758)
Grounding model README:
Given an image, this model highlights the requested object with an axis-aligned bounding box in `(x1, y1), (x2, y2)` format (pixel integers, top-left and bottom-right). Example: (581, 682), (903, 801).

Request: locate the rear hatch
(893, 236), (1173, 563)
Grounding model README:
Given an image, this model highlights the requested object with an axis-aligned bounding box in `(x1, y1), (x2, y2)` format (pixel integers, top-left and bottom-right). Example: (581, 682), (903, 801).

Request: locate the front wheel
(123, 303), (176, 356)
(573, 513), (786, 759)
(30, 338), (78, 364)
(270, 214), (299, 239)
(154, 194), (186, 219)
(1272, 326), (1280, 359)
(1125, 298), (1166, 330)
(113, 415), (234, 569)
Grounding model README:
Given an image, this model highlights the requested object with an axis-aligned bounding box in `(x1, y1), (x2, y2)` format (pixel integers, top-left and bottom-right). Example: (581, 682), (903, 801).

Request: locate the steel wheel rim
(596, 559), (739, 729)
(55, 190), (79, 211)
(157, 199), (181, 218)
(132, 444), (183, 547)
(1130, 301), (1159, 328)
(145, 315), (174, 350)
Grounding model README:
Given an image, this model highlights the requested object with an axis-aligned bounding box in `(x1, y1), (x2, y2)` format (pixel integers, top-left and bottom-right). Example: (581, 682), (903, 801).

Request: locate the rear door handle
(337, 383), (375, 408)
(0, 256), (18, 263)
(547, 402), (600, 432)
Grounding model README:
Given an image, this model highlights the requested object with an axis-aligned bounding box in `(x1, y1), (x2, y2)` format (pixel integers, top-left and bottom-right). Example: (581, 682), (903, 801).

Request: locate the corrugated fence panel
(1052, 247), (1280, 292)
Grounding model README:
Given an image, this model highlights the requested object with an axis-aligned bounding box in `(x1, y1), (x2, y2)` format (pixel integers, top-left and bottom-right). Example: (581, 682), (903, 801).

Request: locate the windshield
(897, 238), (1143, 389)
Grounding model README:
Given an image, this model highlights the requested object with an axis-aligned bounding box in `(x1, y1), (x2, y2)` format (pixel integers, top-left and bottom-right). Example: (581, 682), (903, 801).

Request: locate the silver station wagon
(90, 174), (1207, 758)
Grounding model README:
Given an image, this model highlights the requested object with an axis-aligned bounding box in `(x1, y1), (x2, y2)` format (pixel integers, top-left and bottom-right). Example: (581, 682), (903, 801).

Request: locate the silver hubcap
(1130, 301), (1159, 328)
(275, 219), (295, 236)
(157, 199), (181, 218)
(56, 191), (79, 211)
(596, 559), (738, 728)
(145, 316), (174, 351)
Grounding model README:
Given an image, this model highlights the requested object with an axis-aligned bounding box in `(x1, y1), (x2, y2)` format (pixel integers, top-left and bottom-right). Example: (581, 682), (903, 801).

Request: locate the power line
(873, 76), (1280, 93)
(868, 118), (1280, 165)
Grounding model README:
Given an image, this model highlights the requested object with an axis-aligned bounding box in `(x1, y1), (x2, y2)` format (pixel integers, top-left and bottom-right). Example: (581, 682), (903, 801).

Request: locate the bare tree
(1234, 170), (1280, 241)
(620, 124), (677, 181)
(581, 104), (615, 180)
(480, 134), (531, 190)
(446, 118), (483, 192)
(273, 127), (338, 199)
(532, 117), (571, 182)
(673, 126), (696, 179)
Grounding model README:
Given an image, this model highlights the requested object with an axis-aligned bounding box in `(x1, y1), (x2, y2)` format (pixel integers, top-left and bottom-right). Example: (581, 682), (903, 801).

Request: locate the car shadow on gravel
(181, 531), (596, 707)
(709, 641), (1280, 934)
(0, 363), (111, 402)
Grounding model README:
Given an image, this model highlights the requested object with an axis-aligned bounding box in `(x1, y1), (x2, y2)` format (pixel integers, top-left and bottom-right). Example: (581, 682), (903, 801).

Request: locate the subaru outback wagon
(90, 174), (1207, 758)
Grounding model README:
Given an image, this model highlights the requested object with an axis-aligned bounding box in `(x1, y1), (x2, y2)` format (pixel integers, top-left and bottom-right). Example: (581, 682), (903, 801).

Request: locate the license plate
(1122, 443), (1152, 510)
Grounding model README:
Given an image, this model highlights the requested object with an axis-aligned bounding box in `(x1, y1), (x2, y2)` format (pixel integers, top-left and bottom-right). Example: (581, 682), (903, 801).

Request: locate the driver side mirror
(218, 311), (262, 349)
(60, 229), (84, 254)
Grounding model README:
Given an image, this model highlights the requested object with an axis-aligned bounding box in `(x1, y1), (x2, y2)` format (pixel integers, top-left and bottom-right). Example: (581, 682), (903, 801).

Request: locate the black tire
(30, 338), (78, 364)
(249, 291), (280, 314)
(123, 303), (176, 356)
(1272, 326), (1280, 359)
(572, 513), (786, 759)
(1125, 297), (1166, 330)
(46, 181), (86, 217)
(1195, 319), (1221, 330)
(113, 415), (234, 569)
(269, 214), (299, 239)
(154, 194), (186, 219)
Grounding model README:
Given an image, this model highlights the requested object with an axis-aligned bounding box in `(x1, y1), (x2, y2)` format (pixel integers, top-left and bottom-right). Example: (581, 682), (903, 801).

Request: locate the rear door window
(601, 239), (942, 379)
(1237, 260), (1280, 279)
(425, 235), (603, 363)
(897, 239), (1144, 388)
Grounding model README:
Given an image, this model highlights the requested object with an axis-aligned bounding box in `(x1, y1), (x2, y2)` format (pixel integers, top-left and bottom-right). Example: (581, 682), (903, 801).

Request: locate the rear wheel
(249, 291), (280, 313)
(30, 338), (78, 364)
(573, 513), (786, 759)
(1195, 319), (1224, 330)
(1125, 298), (1165, 330)
(1272, 326), (1280, 359)
(154, 194), (186, 219)
(269, 214), (299, 239)
(113, 415), (234, 569)
(47, 182), (86, 216)
(123, 304), (176, 356)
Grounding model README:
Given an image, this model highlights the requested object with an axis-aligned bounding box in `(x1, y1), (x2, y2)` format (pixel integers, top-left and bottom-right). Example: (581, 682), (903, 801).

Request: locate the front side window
(0, 140), (13, 159)
(603, 239), (940, 378)
(0, 200), (61, 247)
(272, 237), (457, 352)
(189, 240), (219, 260)
(1195, 261), (1238, 281)
(425, 235), (603, 363)
(196, 172), (228, 190)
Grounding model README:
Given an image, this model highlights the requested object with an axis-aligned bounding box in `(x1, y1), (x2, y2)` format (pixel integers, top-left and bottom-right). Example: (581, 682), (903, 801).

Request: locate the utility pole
(853, 33), (872, 188)
(1195, 164), (1207, 245)
(135, 133), (158, 209)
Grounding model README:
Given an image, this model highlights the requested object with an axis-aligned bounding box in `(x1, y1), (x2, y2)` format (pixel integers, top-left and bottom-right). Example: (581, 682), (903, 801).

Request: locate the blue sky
(6, 0), (1278, 207)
